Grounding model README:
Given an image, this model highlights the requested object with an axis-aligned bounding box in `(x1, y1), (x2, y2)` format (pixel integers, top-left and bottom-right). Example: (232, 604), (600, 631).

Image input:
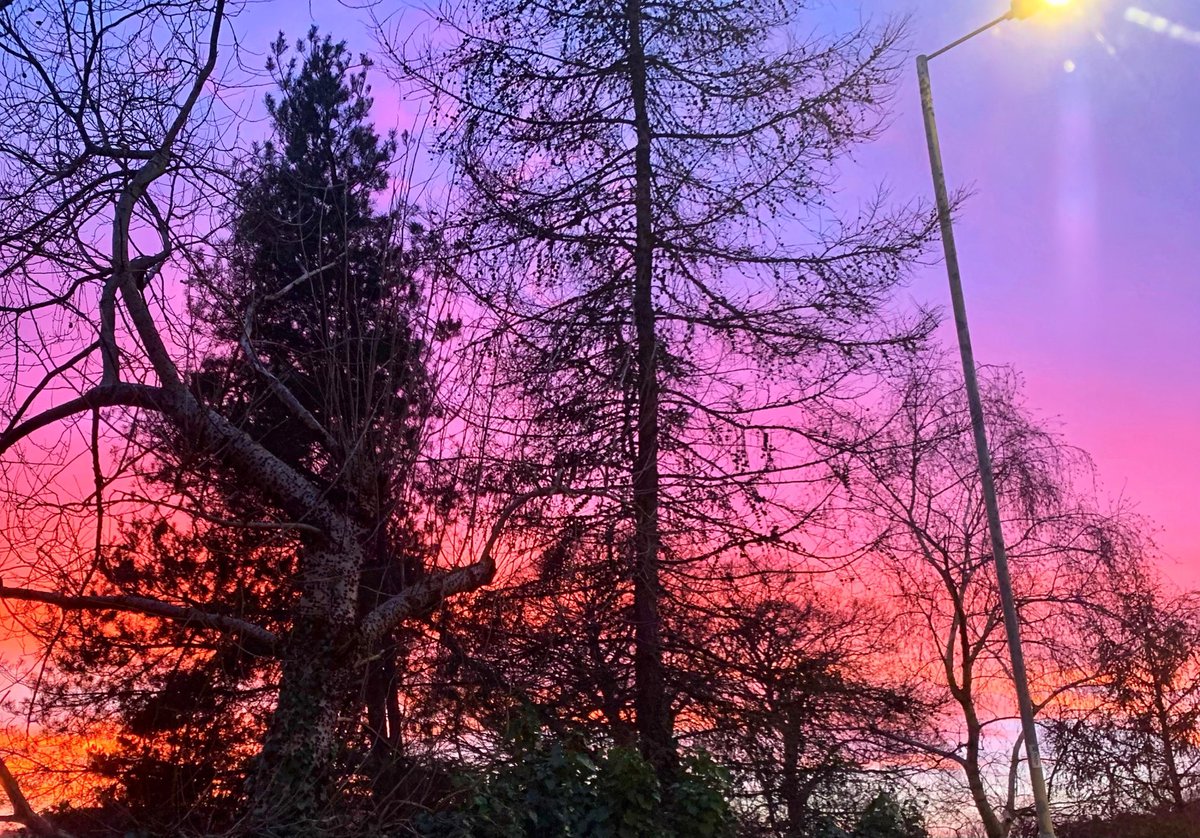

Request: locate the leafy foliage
(415, 731), (734, 838)
(852, 791), (930, 838)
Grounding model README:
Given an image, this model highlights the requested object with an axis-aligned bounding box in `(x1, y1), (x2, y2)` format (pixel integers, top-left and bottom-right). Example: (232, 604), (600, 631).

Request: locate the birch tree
(834, 357), (1131, 838)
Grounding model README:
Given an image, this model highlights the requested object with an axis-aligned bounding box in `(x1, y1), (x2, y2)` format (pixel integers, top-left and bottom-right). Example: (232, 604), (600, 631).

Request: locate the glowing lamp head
(1011, 0), (1072, 19)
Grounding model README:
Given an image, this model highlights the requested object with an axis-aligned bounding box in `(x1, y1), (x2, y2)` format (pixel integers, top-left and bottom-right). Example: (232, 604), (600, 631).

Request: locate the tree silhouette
(831, 355), (1136, 838)
(1048, 573), (1200, 817)
(396, 0), (937, 778)
(32, 29), (447, 829)
(0, 10), (506, 831)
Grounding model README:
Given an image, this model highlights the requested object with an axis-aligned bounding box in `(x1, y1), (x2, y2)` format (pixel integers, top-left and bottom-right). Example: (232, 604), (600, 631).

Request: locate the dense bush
(1056, 801), (1200, 838)
(413, 735), (734, 838)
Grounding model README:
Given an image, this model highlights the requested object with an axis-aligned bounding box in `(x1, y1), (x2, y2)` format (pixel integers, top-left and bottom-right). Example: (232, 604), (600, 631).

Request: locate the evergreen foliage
(415, 729), (735, 838)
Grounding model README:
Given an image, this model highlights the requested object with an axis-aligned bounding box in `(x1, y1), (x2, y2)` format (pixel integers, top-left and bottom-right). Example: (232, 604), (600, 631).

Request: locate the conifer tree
(401, 0), (937, 777)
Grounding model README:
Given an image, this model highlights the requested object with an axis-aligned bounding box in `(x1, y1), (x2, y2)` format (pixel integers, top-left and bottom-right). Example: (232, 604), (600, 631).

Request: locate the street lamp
(916, 3), (1072, 837)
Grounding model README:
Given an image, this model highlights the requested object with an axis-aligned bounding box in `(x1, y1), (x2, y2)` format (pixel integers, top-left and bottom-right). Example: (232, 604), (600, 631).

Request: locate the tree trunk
(963, 715), (1008, 838)
(781, 724), (805, 838)
(625, 0), (675, 781)
(247, 541), (363, 834)
(1151, 675), (1187, 810)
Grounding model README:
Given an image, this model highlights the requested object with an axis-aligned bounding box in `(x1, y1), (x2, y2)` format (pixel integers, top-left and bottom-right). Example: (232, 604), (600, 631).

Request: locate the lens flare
(1126, 7), (1200, 46)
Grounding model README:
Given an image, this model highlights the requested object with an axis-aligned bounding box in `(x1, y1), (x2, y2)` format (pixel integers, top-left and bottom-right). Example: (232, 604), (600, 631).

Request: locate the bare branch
(0, 383), (341, 535)
(0, 583), (279, 656)
(360, 484), (582, 647)
(358, 560), (494, 652)
(0, 754), (69, 837)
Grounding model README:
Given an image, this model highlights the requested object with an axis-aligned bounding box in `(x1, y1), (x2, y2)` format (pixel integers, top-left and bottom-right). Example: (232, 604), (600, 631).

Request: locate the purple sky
(236, 0), (1199, 584)
(854, 0), (1200, 584)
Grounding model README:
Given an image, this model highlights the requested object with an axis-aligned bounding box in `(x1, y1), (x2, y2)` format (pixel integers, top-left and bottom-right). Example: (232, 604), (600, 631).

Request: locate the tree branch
(238, 261), (341, 451)
(0, 583), (279, 656)
(867, 724), (968, 768)
(0, 754), (69, 837)
(359, 484), (582, 648)
(358, 561), (494, 651)
(0, 383), (168, 456)
(0, 383), (342, 536)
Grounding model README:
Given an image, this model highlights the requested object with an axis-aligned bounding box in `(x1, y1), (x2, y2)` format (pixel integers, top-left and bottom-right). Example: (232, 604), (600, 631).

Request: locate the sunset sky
(240, 0), (1198, 584)
(0, 1), (1195, 828)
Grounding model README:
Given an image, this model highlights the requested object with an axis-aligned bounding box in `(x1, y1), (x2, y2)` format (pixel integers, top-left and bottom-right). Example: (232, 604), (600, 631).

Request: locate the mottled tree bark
(246, 539), (363, 831)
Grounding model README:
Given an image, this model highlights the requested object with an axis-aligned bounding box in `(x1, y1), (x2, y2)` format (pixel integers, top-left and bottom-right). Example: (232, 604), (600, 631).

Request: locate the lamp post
(917, 3), (1070, 837)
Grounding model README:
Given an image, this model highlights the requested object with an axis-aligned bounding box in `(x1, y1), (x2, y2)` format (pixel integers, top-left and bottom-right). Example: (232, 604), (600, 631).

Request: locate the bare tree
(1046, 569), (1200, 818)
(677, 587), (925, 837)
(832, 356), (1130, 838)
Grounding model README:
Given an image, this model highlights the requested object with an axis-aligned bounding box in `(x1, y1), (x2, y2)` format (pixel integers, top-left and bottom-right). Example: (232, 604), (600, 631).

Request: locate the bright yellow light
(1012, 0), (1073, 17)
